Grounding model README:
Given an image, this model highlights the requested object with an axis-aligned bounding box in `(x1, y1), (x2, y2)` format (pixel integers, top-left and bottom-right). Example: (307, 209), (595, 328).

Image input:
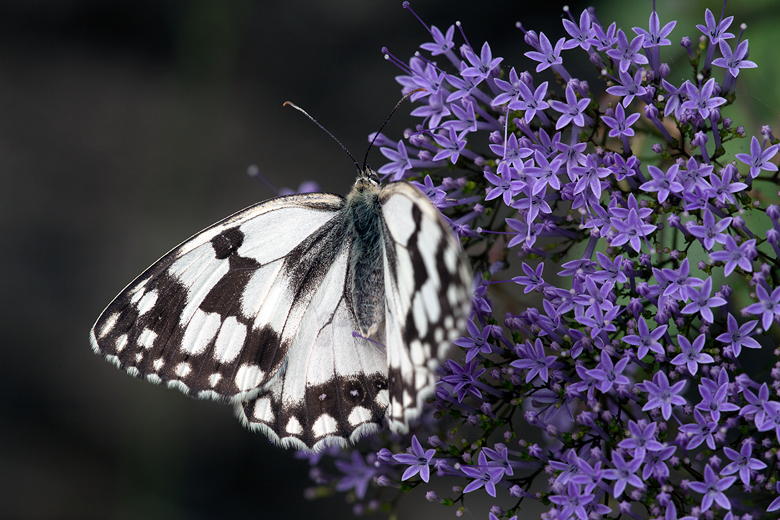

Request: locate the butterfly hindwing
(236, 248), (389, 450)
(90, 193), (345, 402)
(379, 182), (472, 430)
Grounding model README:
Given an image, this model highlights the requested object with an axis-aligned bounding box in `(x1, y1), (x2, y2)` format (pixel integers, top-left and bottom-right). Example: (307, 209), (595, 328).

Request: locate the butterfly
(90, 159), (473, 451)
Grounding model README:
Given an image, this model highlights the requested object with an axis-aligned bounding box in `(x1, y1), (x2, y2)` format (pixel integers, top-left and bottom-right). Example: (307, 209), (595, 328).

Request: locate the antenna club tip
(282, 101), (293, 107)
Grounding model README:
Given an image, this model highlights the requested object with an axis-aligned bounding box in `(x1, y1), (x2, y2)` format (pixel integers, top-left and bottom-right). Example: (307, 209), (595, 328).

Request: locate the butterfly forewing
(91, 176), (473, 451)
(91, 193), (344, 401)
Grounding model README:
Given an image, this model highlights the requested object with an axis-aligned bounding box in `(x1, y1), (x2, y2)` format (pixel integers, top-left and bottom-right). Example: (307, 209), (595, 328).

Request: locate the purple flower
(610, 208), (656, 253)
(410, 88), (451, 129)
(570, 457), (608, 494)
(695, 380), (740, 422)
(632, 9), (675, 74)
(483, 444), (515, 477)
(771, 489), (780, 513)
(575, 304), (621, 337)
(618, 420), (664, 456)
(442, 359), (486, 402)
(721, 441), (766, 485)
(741, 383), (772, 428)
(735, 135), (780, 179)
(525, 32), (564, 74)
(687, 209), (732, 251)
(509, 80), (550, 124)
(395, 57), (444, 100)
(562, 9), (593, 51)
(588, 20), (617, 51)
(454, 320), (494, 363)
(410, 174), (447, 206)
(641, 370), (686, 420)
(392, 435), (436, 483)
(444, 99), (479, 135)
(606, 29), (647, 74)
(603, 451), (644, 498)
(660, 258), (703, 300)
(432, 126), (467, 164)
(586, 353), (630, 393)
(709, 236), (756, 276)
(523, 150), (563, 193)
(679, 156), (713, 191)
(334, 451), (379, 499)
(511, 339), (558, 383)
(484, 166), (523, 205)
(642, 445), (676, 481)
(549, 84), (592, 130)
(712, 39), (757, 77)
(743, 284), (780, 331)
(378, 139), (412, 180)
(489, 133), (532, 168)
(680, 409), (719, 450)
(461, 42), (503, 83)
(602, 103), (640, 138)
(671, 334), (714, 375)
(715, 314), (760, 357)
(605, 68), (647, 107)
(512, 262), (545, 293)
(590, 252), (627, 287)
(680, 78), (726, 119)
(696, 8), (735, 45)
(708, 167), (747, 204)
(623, 317), (666, 359)
(640, 164), (683, 203)
(681, 276), (727, 323)
(688, 464), (735, 511)
(548, 482), (595, 520)
(420, 24), (455, 56)
(461, 451), (505, 497)
(570, 154), (611, 199)
(492, 67), (523, 107)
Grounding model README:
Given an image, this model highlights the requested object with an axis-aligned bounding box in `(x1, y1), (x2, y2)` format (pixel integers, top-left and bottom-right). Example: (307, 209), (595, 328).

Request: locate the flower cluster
(299, 2), (780, 519)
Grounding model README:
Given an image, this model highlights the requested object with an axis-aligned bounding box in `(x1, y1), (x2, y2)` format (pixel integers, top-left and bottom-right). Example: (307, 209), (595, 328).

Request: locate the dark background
(1, 1), (777, 519)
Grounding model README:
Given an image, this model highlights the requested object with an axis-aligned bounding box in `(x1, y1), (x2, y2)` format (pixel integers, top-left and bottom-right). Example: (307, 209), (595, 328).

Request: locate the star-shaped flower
(641, 370), (686, 420)
(743, 284), (780, 331)
(671, 334), (714, 375)
(688, 464), (735, 512)
(393, 435), (436, 483)
(735, 135), (780, 179)
(715, 313), (760, 357)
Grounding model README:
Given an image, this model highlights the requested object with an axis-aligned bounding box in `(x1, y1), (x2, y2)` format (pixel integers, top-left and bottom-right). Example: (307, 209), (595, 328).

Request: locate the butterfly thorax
(344, 177), (386, 338)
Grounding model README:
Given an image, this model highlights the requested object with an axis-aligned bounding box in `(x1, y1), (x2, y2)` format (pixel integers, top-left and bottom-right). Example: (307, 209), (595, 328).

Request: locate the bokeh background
(1, 1), (778, 519)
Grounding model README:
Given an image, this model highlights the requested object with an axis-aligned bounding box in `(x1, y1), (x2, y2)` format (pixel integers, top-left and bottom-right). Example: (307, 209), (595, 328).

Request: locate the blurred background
(1, 0), (778, 518)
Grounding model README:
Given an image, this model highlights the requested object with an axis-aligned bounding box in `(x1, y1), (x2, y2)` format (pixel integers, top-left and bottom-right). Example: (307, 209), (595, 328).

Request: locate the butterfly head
(358, 167), (381, 186)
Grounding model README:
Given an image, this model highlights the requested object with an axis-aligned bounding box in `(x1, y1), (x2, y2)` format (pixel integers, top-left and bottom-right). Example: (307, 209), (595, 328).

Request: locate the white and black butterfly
(90, 150), (472, 451)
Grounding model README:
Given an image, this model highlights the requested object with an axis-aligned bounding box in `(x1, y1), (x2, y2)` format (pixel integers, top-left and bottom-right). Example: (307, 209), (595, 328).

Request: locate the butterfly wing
(235, 246), (389, 450)
(90, 193), (348, 402)
(92, 180), (472, 451)
(378, 182), (473, 431)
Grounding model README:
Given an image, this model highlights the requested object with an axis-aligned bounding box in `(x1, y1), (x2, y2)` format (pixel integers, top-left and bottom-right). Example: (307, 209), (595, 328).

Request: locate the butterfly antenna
(283, 101), (361, 174)
(362, 88), (425, 174)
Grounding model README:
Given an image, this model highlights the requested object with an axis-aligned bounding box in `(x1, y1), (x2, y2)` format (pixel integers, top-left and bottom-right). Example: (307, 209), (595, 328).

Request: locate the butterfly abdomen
(345, 179), (387, 337)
